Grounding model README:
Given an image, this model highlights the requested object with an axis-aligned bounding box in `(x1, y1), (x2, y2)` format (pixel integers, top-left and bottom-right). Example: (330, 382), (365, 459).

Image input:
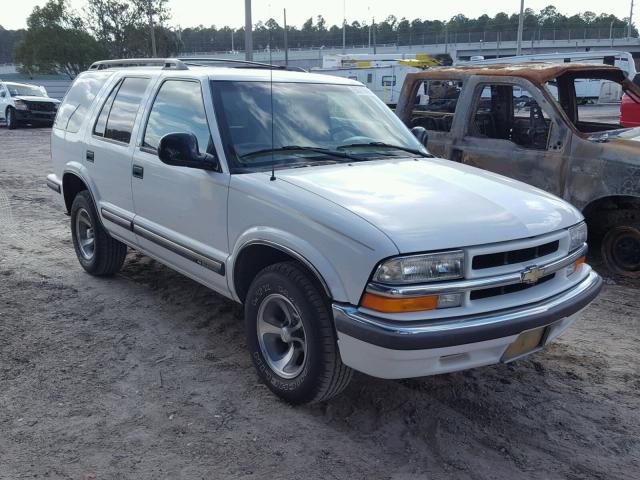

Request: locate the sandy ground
(0, 127), (638, 480)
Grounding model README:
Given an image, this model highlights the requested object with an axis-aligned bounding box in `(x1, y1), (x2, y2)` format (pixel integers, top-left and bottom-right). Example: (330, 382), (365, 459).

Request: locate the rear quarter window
(55, 71), (113, 133)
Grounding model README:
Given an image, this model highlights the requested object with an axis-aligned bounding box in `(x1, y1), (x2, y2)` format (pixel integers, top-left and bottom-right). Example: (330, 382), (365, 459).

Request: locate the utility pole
(284, 8), (289, 66)
(342, 0), (346, 52)
(629, 0), (635, 38)
(372, 17), (377, 54)
(245, 0), (253, 61)
(148, 0), (157, 57)
(516, 0), (525, 55)
(231, 29), (234, 52)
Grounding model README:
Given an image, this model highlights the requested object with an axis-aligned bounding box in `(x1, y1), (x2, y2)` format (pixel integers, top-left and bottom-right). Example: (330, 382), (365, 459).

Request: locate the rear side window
(54, 71), (112, 133)
(142, 80), (213, 155)
(94, 77), (149, 144)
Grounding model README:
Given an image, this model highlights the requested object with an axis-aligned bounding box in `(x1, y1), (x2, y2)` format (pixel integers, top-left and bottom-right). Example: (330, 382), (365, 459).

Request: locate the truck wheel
(601, 210), (640, 278)
(245, 261), (353, 404)
(70, 191), (127, 276)
(6, 107), (16, 129)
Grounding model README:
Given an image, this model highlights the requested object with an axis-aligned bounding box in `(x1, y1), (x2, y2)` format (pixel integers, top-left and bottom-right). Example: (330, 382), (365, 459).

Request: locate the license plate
(502, 326), (547, 362)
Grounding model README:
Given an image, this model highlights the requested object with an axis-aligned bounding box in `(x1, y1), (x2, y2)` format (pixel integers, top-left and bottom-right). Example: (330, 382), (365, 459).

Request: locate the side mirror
(411, 126), (429, 147)
(0, 91), (5, 98)
(158, 133), (219, 171)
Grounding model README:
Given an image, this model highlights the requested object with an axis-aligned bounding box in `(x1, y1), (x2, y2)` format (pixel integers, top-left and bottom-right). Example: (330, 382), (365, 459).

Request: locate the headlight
(373, 250), (464, 284)
(568, 222), (588, 252)
(14, 100), (28, 111)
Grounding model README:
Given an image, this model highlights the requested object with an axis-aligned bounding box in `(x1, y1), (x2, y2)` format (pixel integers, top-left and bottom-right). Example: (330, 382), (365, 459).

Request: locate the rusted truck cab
(397, 63), (640, 277)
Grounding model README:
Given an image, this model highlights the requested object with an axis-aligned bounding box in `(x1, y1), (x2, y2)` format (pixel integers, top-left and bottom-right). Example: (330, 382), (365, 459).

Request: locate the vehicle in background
(464, 51), (638, 103)
(620, 92), (640, 127)
(315, 53), (450, 107)
(0, 80), (60, 129)
(397, 63), (640, 277)
(47, 57), (601, 404)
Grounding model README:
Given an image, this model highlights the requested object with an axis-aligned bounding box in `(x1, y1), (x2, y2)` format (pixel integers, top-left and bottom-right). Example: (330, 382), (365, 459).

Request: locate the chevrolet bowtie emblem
(521, 266), (544, 284)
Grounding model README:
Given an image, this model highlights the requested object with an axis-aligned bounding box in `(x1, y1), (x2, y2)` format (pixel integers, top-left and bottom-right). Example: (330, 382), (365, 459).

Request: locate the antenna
(269, 8), (276, 181)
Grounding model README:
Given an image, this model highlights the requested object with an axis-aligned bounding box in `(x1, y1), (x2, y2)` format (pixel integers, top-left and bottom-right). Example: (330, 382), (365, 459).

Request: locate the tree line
(1, 1), (636, 78)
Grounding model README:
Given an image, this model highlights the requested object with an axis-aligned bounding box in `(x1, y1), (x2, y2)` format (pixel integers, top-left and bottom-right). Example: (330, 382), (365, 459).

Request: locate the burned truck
(396, 63), (640, 277)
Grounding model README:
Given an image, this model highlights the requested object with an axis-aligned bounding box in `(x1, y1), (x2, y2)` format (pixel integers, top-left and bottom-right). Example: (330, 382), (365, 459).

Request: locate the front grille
(25, 101), (56, 112)
(472, 240), (559, 270)
(470, 273), (555, 300)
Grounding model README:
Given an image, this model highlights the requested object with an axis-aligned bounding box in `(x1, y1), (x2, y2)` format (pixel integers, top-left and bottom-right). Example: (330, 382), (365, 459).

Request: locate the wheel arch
(231, 238), (345, 304)
(582, 194), (640, 236)
(62, 170), (94, 214)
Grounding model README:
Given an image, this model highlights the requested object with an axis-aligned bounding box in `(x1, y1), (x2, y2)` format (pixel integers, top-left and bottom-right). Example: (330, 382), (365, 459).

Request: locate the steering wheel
(340, 136), (376, 145)
(330, 126), (361, 143)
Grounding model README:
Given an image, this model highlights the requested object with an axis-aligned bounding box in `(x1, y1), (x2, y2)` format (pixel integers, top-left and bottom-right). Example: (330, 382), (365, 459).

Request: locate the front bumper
(14, 109), (56, 124)
(333, 270), (602, 379)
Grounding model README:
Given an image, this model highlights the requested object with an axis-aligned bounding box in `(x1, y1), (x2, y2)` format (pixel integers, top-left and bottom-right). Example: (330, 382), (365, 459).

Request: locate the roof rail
(88, 58), (188, 71)
(178, 57), (306, 72)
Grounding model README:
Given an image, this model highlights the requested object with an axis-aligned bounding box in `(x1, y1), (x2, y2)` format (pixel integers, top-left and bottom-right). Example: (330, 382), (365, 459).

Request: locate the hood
(277, 158), (582, 253)
(14, 95), (60, 103)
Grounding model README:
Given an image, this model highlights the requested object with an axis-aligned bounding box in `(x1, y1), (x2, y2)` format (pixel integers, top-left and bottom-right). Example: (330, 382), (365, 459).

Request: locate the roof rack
(178, 57), (306, 72)
(88, 57), (306, 72)
(88, 58), (188, 70)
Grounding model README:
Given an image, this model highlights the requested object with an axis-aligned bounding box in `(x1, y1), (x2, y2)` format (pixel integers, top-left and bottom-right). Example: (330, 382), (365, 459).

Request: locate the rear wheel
(6, 107), (16, 129)
(245, 261), (353, 404)
(600, 210), (640, 278)
(70, 191), (127, 276)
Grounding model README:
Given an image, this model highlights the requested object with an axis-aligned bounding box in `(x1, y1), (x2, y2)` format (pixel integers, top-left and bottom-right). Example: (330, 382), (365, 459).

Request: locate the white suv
(47, 58), (602, 404)
(0, 81), (60, 129)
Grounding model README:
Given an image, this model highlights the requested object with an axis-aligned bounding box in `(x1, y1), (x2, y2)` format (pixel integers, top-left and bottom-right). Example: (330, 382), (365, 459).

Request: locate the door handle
(86, 150), (94, 162)
(132, 164), (144, 179)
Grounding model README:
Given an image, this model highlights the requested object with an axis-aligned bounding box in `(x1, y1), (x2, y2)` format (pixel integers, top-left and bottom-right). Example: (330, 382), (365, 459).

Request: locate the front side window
(409, 79), (463, 132)
(212, 81), (426, 173)
(143, 80), (213, 155)
(469, 84), (551, 150)
(94, 77), (149, 144)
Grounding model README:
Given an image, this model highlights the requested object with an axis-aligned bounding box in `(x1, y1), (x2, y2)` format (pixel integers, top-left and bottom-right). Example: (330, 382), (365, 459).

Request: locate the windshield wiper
(338, 142), (430, 157)
(240, 145), (362, 162)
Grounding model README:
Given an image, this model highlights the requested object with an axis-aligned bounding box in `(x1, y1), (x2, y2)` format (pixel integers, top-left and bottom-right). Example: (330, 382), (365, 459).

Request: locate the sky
(1, 0), (636, 30)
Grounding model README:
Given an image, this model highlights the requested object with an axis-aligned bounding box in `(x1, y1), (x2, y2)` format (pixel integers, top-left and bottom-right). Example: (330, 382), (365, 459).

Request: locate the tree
(14, 0), (105, 78)
(85, 0), (172, 58)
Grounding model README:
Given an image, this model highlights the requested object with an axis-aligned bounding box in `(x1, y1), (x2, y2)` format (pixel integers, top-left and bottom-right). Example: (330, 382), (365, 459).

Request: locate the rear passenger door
(131, 78), (230, 294)
(84, 76), (151, 243)
(401, 78), (463, 158)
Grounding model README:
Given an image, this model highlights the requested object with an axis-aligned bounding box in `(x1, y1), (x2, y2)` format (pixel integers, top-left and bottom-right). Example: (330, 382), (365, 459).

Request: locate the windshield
(6, 84), (46, 97)
(211, 81), (426, 172)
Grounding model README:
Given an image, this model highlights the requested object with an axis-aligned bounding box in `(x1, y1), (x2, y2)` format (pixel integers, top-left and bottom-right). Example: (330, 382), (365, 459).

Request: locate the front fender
(228, 227), (349, 303)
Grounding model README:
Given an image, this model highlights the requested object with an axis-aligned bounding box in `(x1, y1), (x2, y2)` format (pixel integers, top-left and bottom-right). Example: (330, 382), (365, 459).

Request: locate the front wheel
(245, 261), (353, 404)
(6, 107), (17, 129)
(601, 215), (640, 278)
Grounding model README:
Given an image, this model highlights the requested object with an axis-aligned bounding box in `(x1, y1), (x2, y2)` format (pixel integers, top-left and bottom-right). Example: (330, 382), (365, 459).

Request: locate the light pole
(342, 0), (346, 52)
(231, 28), (234, 52)
(516, 0), (525, 55)
(629, 0), (635, 39)
(148, 0), (157, 57)
(245, 0), (253, 61)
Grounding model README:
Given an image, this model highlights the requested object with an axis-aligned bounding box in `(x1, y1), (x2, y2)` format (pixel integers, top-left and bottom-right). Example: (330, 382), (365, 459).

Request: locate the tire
(245, 261), (353, 404)
(70, 191), (127, 276)
(600, 209), (640, 278)
(6, 107), (16, 129)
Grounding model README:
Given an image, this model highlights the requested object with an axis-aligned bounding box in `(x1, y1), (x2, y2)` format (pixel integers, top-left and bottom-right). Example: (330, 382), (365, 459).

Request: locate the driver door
(452, 77), (569, 196)
(131, 78), (230, 294)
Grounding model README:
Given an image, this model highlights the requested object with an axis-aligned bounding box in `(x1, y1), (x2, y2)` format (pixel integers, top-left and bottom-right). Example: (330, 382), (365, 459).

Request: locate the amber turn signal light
(361, 293), (439, 313)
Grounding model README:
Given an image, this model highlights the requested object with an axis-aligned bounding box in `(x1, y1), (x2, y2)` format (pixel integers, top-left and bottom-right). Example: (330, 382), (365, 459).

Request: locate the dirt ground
(0, 127), (638, 480)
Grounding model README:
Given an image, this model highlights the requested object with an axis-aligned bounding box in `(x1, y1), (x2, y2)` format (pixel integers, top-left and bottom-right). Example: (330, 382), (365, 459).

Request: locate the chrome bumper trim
(366, 243), (588, 298)
(46, 174), (61, 194)
(335, 270), (602, 350)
